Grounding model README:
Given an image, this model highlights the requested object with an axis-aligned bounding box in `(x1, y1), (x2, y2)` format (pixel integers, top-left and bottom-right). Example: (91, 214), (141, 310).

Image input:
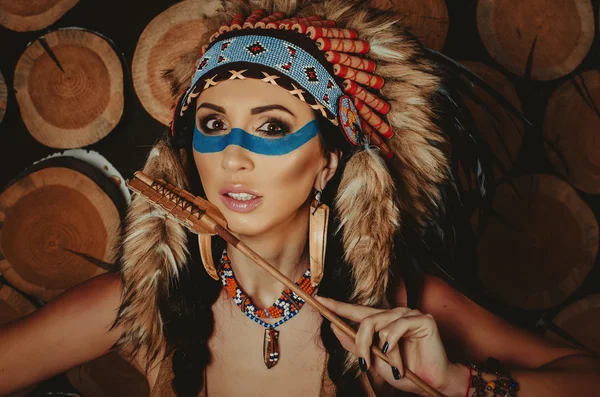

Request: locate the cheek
(260, 140), (323, 202)
(193, 151), (221, 199)
(191, 139), (326, 235)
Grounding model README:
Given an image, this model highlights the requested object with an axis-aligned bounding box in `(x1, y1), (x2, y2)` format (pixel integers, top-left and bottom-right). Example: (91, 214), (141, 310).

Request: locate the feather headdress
(114, 0), (510, 371)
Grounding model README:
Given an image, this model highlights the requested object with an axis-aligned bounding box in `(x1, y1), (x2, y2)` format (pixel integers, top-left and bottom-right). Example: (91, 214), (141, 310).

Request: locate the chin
(226, 220), (270, 238)
(220, 211), (271, 237)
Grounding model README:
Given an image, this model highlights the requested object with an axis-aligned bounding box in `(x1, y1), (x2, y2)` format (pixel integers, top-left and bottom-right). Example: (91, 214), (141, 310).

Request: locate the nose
(220, 144), (254, 173)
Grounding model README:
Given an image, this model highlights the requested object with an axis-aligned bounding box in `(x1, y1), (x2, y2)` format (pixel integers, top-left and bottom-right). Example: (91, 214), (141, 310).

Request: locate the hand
(315, 296), (459, 396)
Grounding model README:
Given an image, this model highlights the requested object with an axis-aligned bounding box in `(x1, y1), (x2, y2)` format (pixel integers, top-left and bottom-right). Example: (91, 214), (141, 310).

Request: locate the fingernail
(392, 366), (401, 380)
(382, 342), (389, 354)
(358, 357), (367, 372)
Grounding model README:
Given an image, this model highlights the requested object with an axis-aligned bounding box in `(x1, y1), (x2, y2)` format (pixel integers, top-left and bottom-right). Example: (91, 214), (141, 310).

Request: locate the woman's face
(192, 79), (339, 236)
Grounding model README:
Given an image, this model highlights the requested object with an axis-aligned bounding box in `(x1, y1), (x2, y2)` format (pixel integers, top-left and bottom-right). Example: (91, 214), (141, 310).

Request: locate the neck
(225, 202), (311, 309)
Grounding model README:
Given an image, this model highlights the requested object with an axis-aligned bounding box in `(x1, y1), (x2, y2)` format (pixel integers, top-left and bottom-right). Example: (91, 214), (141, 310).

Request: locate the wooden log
(132, 0), (222, 125)
(460, 61), (524, 180)
(0, 0), (79, 32)
(0, 156), (124, 302)
(14, 28), (124, 149)
(34, 148), (132, 206)
(66, 351), (149, 397)
(544, 70), (600, 194)
(475, 174), (598, 310)
(0, 283), (36, 323)
(0, 70), (6, 125)
(369, 0), (448, 51)
(0, 283), (37, 397)
(477, 0), (595, 81)
(545, 294), (600, 354)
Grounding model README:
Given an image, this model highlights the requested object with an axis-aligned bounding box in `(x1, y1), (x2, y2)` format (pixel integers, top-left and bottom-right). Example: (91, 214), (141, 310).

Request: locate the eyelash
(198, 115), (291, 137)
(259, 118), (291, 136)
(198, 116), (227, 134)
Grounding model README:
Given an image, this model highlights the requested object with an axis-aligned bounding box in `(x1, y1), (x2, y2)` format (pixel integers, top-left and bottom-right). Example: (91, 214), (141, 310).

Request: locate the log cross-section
(477, 0), (595, 80)
(14, 28), (124, 149)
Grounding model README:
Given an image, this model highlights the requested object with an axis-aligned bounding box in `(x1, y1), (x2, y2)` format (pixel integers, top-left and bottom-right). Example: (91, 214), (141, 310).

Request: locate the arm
(418, 274), (600, 397)
(0, 272), (126, 395)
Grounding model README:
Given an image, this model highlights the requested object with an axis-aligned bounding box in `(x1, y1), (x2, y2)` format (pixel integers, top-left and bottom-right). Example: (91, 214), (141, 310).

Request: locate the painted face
(193, 117), (319, 155)
(192, 79), (337, 237)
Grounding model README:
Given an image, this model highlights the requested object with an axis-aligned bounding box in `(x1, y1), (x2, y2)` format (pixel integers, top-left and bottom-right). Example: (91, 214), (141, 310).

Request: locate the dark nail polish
(392, 366), (401, 380)
(358, 357), (367, 372)
(382, 341), (389, 354)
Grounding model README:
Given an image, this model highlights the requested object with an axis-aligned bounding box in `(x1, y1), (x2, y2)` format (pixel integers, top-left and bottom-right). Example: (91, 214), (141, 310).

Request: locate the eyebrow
(197, 102), (226, 113)
(251, 105), (296, 118)
(197, 102), (296, 118)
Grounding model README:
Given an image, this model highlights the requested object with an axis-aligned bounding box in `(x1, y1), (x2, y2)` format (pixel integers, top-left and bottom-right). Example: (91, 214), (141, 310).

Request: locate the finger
(401, 309), (427, 318)
(355, 308), (411, 369)
(372, 307), (414, 354)
(378, 324), (405, 379)
(382, 314), (437, 378)
(354, 315), (377, 370)
(314, 296), (385, 322)
(377, 309), (426, 343)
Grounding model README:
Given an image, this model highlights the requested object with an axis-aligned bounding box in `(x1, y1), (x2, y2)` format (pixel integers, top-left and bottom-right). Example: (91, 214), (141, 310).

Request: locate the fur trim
(336, 146), (399, 307)
(114, 139), (190, 366)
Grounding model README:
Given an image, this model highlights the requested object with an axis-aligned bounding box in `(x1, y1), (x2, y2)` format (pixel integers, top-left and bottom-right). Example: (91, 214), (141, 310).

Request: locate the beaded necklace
(218, 249), (316, 368)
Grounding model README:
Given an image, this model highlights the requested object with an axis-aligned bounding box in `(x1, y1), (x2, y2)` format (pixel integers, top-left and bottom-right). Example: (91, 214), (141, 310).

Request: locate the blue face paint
(193, 119), (318, 156)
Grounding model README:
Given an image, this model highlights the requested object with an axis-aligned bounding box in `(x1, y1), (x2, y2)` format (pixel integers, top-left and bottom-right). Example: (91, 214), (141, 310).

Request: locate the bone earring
(309, 189), (329, 287)
(199, 234), (220, 280)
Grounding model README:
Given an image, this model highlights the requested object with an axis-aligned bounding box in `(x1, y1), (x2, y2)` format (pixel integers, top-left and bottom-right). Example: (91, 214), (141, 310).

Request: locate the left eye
(257, 119), (290, 136)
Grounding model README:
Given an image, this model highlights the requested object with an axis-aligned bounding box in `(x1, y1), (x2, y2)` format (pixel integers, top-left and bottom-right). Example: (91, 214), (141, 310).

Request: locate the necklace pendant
(263, 328), (280, 369)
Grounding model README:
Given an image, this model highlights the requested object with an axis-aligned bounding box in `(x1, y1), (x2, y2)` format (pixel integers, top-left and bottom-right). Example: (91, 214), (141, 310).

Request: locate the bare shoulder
(418, 274), (586, 367)
(39, 271), (126, 336)
(0, 272), (127, 395)
(57, 271), (123, 306)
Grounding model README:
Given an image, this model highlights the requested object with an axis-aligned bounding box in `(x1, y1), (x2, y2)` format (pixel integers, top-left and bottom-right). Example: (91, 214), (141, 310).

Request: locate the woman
(1, 1), (599, 396)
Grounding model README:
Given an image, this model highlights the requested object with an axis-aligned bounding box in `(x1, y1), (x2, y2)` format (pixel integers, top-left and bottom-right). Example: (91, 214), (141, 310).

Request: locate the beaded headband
(171, 9), (394, 157)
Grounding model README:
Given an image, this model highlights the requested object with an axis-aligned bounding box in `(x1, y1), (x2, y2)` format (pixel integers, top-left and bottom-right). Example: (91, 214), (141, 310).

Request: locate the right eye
(198, 115), (228, 134)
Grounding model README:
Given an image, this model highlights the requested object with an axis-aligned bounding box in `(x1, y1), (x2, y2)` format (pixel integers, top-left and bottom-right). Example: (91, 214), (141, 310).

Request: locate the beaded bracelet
(467, 357), (519, 397)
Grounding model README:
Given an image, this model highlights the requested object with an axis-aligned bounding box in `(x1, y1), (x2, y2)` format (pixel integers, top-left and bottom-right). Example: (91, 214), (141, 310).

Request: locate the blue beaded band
(244, 309), (301, 329)
(181, 34), (344, 120)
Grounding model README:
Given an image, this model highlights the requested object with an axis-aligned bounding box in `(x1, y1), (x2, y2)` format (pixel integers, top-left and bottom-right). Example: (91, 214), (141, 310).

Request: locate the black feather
(397, 50), (539, 317)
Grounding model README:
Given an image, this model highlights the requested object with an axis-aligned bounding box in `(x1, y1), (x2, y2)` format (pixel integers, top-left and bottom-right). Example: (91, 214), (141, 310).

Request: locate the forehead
(195, 79), (313, 115)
